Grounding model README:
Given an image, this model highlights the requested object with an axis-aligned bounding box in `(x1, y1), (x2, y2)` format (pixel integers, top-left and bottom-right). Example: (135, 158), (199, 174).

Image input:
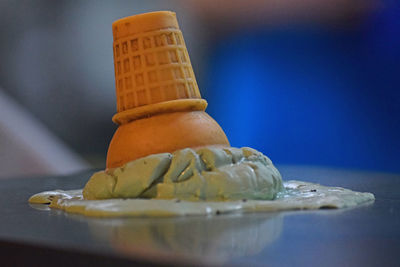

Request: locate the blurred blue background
(205, 7), (400, 172)
(0, 0), (399, 176)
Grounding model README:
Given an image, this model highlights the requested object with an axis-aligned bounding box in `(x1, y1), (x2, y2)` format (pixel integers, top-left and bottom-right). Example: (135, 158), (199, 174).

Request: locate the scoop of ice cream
(83, 147), (283, 201)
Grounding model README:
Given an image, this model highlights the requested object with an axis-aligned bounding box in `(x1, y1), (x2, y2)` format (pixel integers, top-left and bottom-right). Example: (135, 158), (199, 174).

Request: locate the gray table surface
(1, 166), (399, 266)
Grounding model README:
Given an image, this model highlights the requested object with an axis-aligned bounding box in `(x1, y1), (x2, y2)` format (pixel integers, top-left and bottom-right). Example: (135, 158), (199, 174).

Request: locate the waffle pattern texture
(112, 11), (201, 113)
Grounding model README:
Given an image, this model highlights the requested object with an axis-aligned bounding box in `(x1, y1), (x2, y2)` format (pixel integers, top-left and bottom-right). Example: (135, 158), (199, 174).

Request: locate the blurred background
(0, 0), (399, 178)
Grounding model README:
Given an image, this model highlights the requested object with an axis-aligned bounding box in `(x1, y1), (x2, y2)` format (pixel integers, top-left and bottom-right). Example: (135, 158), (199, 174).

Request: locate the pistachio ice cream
(29, 146), (374, 217)
(83, 147), (283, 201)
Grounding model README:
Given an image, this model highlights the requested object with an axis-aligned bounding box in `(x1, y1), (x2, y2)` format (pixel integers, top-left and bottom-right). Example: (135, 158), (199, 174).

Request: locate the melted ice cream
(83, 147), (283, 201)
(29, 147), (374, 217)
(29, 180), (374, 217)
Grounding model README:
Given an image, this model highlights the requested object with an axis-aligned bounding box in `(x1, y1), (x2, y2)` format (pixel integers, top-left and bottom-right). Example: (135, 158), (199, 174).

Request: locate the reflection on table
(83, 213), (283, 263)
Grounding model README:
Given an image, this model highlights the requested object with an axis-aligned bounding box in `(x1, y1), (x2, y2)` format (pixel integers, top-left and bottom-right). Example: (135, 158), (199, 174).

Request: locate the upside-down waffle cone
(107, 11), (229, 168)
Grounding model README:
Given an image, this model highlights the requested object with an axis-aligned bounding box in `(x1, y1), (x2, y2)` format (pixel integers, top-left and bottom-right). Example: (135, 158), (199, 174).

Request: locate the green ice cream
(83, 147), (283, 201)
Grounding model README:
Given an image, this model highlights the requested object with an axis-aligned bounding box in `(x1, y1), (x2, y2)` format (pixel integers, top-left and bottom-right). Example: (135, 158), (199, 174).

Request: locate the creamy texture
(28, 146), (375, 217)
(29, 180), (375, 217)
(82, 147), (283, 201)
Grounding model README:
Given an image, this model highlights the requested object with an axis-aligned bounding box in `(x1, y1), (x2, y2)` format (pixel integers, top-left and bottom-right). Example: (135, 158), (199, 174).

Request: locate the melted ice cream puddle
(29, 146), (374, 217)
(29, 180), (374, 217)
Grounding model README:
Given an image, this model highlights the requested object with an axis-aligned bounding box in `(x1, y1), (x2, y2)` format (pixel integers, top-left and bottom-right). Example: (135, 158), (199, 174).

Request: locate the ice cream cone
(107, 11), (229, 168)
(112, 11), (204, 124)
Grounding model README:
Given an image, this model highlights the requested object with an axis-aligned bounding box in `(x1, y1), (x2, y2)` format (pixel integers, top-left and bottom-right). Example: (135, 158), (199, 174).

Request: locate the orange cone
(107, 11), (229, 169)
